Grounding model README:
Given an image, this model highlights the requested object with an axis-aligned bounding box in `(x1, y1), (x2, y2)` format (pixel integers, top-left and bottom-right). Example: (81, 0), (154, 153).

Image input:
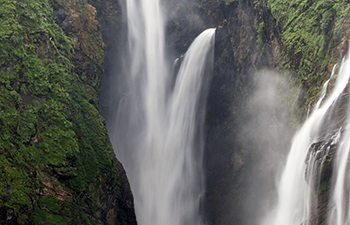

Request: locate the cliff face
(0, 0), (136, 224)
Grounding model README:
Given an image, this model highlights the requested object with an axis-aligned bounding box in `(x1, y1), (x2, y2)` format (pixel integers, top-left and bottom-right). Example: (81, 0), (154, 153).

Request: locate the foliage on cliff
(0, 0), (136, 224)
(267, 0), (350, 107)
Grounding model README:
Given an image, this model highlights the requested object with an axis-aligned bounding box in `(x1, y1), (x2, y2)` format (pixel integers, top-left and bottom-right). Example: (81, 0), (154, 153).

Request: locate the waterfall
(329, 60), (350, 225)
(329, 119), (350, 225)
(313, 65), (337, 112)
(264, 51), (350, 225)
(109, 0), (216, 224)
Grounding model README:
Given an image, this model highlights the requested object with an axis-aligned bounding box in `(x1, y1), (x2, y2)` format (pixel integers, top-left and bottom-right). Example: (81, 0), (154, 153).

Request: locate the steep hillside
(0, 0), (136, 224)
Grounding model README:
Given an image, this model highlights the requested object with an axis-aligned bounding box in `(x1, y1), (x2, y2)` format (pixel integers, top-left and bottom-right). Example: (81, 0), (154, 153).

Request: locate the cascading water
(264, 51), (350, 225)
(109, 0), (215, 224)
(306, 65), (336, 118)
(329, 119), (350, 225)
(329, 59), (350, 225)
(314, 65), (337, 112)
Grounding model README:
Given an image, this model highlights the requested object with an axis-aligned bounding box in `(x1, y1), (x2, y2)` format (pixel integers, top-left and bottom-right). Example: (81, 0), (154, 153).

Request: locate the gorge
(2, 0), (350, 224)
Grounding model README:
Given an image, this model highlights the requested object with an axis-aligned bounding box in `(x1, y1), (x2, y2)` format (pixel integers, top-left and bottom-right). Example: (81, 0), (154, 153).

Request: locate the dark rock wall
(200, 1), (282, 224)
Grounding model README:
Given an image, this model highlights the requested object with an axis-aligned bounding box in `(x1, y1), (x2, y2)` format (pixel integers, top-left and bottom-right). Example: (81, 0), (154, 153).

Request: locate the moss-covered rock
(0, 0), (136, 224)
(267, 0), (350, 111)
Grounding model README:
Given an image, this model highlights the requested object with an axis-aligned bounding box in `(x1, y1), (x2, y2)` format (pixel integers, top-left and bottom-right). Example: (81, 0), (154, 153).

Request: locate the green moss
(32, 197), (96, 225)
(0, 0), (127, 223)
(257, 22), (266, 48)
(267, 0), (350, 111)
(317, 180), (330, 197)
(223, 0), (238, 5)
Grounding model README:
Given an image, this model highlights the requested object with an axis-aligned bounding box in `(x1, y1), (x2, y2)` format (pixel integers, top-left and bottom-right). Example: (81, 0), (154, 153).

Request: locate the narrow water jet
(314, 64), (337, 112)
(106, 0), (216, 224)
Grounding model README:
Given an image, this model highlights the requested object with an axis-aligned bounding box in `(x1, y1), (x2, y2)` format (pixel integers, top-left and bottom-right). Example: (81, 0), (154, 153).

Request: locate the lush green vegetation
(0, 0), (129, 223)
(267, 0), (350, 109)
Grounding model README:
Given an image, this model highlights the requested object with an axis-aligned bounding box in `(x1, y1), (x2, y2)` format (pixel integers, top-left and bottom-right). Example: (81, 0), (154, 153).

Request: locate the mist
(237, 70), (297, 225)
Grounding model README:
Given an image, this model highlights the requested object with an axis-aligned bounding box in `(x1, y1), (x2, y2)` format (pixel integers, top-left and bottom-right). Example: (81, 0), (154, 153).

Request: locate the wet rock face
(196, 1), (282, 224)
(304, 132), (339, 225)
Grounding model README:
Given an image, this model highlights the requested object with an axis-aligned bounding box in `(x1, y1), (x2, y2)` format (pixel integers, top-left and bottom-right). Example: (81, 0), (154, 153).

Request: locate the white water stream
(329, 59), (350, 225)
(264, 51), (350, 225)
(113, 0), (215, 224)
(329, 120), (350, 225)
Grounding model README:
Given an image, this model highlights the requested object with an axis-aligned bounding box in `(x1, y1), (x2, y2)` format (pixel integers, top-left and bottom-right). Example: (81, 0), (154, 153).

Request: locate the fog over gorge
(238, 70), (296, 225)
